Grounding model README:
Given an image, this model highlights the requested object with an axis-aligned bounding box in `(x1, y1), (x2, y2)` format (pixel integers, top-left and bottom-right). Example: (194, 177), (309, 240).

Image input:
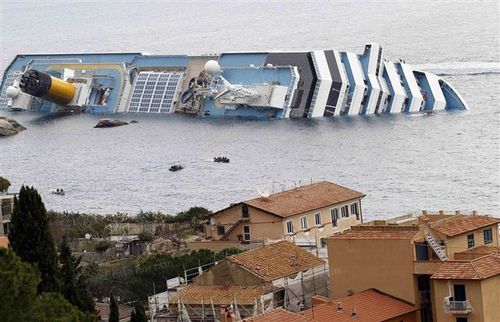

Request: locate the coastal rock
(0, 117), (26, 136)
(130, 120), (139, 124)
(94, 118), (128, 128)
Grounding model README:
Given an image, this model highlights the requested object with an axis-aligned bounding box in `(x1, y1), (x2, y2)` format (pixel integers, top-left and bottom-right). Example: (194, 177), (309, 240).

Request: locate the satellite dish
(204, 60), (221, 74)
(257, 187), (271, 198)
(84, 233), (92, 240)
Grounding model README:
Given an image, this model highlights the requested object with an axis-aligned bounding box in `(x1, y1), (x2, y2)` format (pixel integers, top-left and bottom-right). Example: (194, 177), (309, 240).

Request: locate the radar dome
(204, 60), (221, 74)
(6, 86), (19, 98)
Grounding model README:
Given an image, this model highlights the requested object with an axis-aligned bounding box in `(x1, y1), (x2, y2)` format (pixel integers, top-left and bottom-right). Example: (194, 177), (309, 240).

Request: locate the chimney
(472, 210), (478, 215)
(337, 302), (343, 313)
(455, 210), (460, 215)
(351, 307), (358, 318)
(439, 210), (444, 215)
(422, 210), (428, 216)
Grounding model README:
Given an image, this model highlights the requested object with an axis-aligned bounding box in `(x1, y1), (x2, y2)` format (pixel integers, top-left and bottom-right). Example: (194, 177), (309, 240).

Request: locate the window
(467, 234), (474, 248)
(314, 213), (322, 226)
(301, 216), (308, 230)
(331, 208), (339, 227)
(242, 204), (249, 218)
(286, 220), (294, 234)
(453, 284), (466, 301)
(350, 202), (360, 220)
(483, 228), (493, 244)
(217, 225), (225, 236)
(350, 203), (358, 215)
(341, 205), (349, 218)
(456, 318), (468, 322)
(243, 226), (251, 241)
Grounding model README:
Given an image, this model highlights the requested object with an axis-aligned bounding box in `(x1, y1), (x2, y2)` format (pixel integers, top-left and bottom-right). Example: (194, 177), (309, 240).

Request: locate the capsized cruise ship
(0, 43), (468, 118)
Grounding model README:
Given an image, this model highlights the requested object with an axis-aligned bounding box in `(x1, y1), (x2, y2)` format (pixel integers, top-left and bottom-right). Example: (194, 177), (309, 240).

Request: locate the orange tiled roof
(243, 181), (365, 218)
(227, 241), (325, 282)
(330, 230), (418, 240)
(456, 245), (500, 255)
(431, 254), (500, 280)
(431, 215), (500, 237)
(171, 284), (274, 305)
(243, 289), (417, 322)
(302, 289), (417, 321)
(243, 308), (314, 321)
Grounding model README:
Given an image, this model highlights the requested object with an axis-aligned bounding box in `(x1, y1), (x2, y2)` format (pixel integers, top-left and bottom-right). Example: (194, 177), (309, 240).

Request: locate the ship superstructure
(0, 43), (468, 118)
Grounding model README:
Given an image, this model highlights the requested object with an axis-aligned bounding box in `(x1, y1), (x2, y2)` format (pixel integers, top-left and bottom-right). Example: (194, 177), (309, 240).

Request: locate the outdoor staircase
(424, 228), (448, 261)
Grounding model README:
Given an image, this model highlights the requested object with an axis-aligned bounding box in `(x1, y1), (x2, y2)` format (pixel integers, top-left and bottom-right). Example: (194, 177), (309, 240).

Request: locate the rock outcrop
(94, 118), (128, 128)
(0, 117), (26, 136)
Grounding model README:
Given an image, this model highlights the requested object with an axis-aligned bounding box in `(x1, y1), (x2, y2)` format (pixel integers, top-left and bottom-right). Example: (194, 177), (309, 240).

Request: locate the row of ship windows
(286, 203), (359, 234)
(130, 94), (174, 101)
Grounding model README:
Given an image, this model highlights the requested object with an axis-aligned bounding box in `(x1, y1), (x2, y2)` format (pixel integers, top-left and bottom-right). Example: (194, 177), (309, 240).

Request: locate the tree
(133, 301), (147, 322)
(0, 248), (93, 322)
(30, 293), (94, 322)
(59, 236), (96, 314)
(0, 248), (40, 321)
(130, 310), (137, 322)
(109, 294), (119, 322)
(8, 186), (60, 293)
(0, 176), (10, 193)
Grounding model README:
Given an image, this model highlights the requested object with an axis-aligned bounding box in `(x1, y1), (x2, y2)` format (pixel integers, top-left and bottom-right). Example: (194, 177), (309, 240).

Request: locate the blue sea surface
(1, 0), (499, 218)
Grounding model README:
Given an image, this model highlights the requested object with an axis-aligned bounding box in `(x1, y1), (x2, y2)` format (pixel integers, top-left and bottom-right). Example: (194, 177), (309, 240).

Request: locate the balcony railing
(444, 299), (473, 314)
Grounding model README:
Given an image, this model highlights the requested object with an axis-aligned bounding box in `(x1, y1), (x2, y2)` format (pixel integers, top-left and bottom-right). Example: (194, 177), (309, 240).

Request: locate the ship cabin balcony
(443, 297), (473, 314)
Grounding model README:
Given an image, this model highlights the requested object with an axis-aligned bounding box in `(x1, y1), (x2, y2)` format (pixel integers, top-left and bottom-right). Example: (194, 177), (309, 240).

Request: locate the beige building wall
(205, 204), (284, 242)
(327, 238), (416, 304)
(480, 276), (500, 322)
(431, 278), (492, 322)
(284, 200), (361, 246)
(205, 199), (362, 244)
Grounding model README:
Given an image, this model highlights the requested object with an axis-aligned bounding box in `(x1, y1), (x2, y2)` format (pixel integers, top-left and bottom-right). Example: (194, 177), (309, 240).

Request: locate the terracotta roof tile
(243, 308), (314, 321)
(244, 289), (417, 322)
(330, 230), (418, 240)
(172, 285), (274, 305)
(456, 246), (500, 255)
(431, 215), (500, 237)
(305, 289), (416, 321)
(431, 254), (500, 280)
(243, 181), (365, 218)
(228, 241), (325, 282)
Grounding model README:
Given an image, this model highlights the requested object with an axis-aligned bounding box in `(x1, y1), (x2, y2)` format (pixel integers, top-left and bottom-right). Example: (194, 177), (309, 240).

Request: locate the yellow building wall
(432, 279), (487, 322)
(480, 276), (500, 321)
(205, 199), (362, 244)
(327, 238), (417, 304)
(283, 200), (361, 246)
(204, 204), (284, 242)
(445, 224), (499, 258)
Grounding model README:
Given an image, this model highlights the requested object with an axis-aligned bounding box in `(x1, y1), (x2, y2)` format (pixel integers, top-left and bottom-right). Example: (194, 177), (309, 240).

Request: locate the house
(243, 289), (418, 322)
(200, 181), (365, 250)
(0, 194), (14, 237)
(326, 211), (500, 322)
(159, 241), (328, 321)
(0, 194), (14, 247)
(431, 249), (500, 322)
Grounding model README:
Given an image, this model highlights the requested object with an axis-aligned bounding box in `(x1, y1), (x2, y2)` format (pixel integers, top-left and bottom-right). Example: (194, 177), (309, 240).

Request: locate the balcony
(443, 298), (473, 314)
